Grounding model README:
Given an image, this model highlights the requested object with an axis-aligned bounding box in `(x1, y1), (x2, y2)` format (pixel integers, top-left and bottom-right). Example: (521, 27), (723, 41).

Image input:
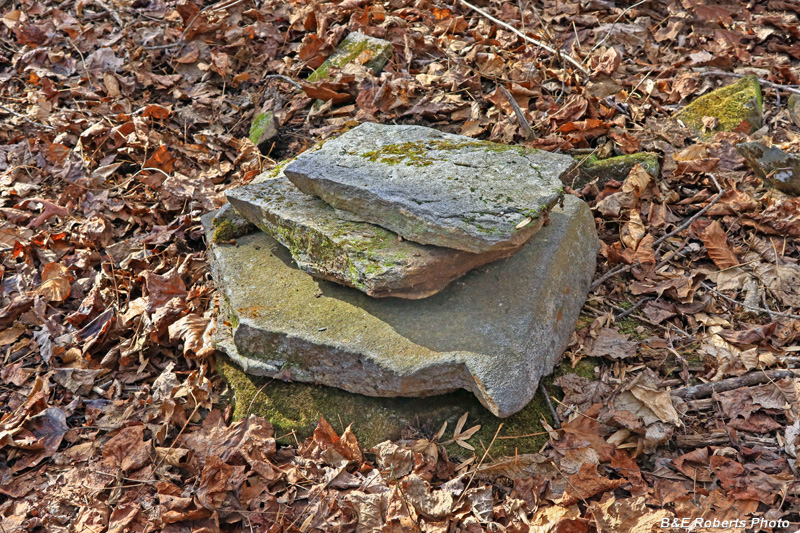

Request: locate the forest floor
(2, 0), (800, 531)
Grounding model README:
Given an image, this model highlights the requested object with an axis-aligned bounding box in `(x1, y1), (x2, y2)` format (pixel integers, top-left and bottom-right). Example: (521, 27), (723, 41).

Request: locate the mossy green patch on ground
(308, 32), (393, 82)
(574, 152), (660, 188)
(216, 354), (602, 458)
(674, 75), (762, 136)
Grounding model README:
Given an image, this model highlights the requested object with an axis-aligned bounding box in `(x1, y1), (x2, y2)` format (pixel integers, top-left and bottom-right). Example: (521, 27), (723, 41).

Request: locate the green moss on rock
(211, 204), (256, 243)
(573, 152), (660, 188)
(308, 32), (393, 82)
(249, 111), (277, 149)
(674, 75), (762, 136)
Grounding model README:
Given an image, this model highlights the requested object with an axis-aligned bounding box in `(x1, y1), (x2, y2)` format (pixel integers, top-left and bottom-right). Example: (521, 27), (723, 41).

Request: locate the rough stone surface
(737, 142), (800, 196)
(571, 152), (660, 189)
(226, 173), (513, 299)
(789, 94), (800, 129)
(308, 32), (393, 82)
(204, 195), (599, 417)
(210, 203), (256, 243)
(284, 123), (575, 253)
(249, 110), (278, 153)
(674, 75), (762, 136)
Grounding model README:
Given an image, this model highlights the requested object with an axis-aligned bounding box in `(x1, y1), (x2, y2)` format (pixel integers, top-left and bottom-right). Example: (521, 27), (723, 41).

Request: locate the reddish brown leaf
(698, 220), (738, 269)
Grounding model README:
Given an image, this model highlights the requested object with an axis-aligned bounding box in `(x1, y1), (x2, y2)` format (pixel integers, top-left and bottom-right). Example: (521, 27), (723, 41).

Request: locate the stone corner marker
(284, 122), (576, 254)
(226, 173), (514, 299)
(674, 75), (762, 136)
(308, 32), (393, 82)
(204, 194), (599, 418)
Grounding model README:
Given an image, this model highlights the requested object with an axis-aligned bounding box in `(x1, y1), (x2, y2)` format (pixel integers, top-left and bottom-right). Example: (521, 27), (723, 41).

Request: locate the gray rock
(209, 203), (256, 243)
(226, 174), (513, 299)
(571, 152), (660, 189)
(204, 195), (599, 417)
(249, 110), (278, 153)
(674, 75), (762, 137)
(284, 123), (575, 253)
(308, 32), (393, 82)
(737, 142), (800, 196)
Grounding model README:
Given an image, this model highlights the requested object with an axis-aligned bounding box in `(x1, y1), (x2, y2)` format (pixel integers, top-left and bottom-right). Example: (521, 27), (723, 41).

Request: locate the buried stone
(226, 172), (514, 299)
(737, 142), (800, 196)
(307, 32), (394, 82)
(204, 195), (599, 418)
(673, 75), (762, 136)
(284, 123), (576, 254)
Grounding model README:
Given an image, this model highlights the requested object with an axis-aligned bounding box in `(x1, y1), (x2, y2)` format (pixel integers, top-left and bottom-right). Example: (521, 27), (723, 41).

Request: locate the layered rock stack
(205, 123), (600, 417)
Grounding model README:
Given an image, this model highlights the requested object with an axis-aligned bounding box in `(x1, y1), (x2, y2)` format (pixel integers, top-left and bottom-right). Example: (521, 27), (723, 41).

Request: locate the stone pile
(206, 123), (600, 417)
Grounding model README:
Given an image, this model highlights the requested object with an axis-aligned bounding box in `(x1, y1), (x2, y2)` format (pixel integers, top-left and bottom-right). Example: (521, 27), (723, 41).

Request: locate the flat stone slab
(284, 123), (575, 253)
(205, 195), (599, 417)
(226, 173), (513, 299)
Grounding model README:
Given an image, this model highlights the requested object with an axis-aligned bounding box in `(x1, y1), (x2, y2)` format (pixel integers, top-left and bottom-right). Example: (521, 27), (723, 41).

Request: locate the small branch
(671, 369), (796, 400)
(263, 74), (302, 90)
(142, 0), (245, 51)
(653, 174), (724, 249)
(0, 104), (55, 130)
(539, 382), (561, 429)
(700, 69), (800, 96)
(454, 0), (590, 75)
(499, 85), (534, 139)
(590, 174), (724, 291)
(92, 0), (123, 26)
(614, 297), (652, 320)
(586, 0), (649, 61)
(701, 282), (800, 320)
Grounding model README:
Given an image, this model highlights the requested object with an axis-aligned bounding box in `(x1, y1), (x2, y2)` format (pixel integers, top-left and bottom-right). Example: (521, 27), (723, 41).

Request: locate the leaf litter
(1, 0), (800, 530)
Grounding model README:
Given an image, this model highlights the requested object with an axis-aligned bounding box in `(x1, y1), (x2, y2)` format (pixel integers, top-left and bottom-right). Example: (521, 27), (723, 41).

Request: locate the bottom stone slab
(205, 195), (599, 418)
(216, 343), (598, 457)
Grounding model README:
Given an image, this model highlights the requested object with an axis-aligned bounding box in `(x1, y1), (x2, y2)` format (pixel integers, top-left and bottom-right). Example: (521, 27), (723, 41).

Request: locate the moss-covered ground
(215, 340), (600, 459)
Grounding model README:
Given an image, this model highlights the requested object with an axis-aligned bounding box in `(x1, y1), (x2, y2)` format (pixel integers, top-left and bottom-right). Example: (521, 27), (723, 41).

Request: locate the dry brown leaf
(698, 220), (738, 269)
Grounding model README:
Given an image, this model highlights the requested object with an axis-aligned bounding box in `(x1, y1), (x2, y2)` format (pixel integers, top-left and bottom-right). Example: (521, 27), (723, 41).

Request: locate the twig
(498, 85), (534, 139)
(590, 174), (725, 291)
(142, 0), (245, 50)
(700, 69), (800, 96)
(454, 0), (590, 75)
(586, 0), (649, 61)
(701, 282), (800, 320)
(262, 74), (302, 90)
(671, 369), (796, 399)
(458, 423), (504, 502)
(92, 0), (123, 26)
(614, 297), (652, 320)
(538, 382), (561, 429)
(0, 104), (55, 130)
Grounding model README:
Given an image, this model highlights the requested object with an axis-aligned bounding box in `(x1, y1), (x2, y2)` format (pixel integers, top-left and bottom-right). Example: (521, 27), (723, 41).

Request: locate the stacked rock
(205, 123), (600, 417)
(225, 123), (575, 298)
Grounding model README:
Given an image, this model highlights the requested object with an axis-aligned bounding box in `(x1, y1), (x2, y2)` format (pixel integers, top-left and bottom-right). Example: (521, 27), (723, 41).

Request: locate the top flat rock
(284, 123), (576, 253)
